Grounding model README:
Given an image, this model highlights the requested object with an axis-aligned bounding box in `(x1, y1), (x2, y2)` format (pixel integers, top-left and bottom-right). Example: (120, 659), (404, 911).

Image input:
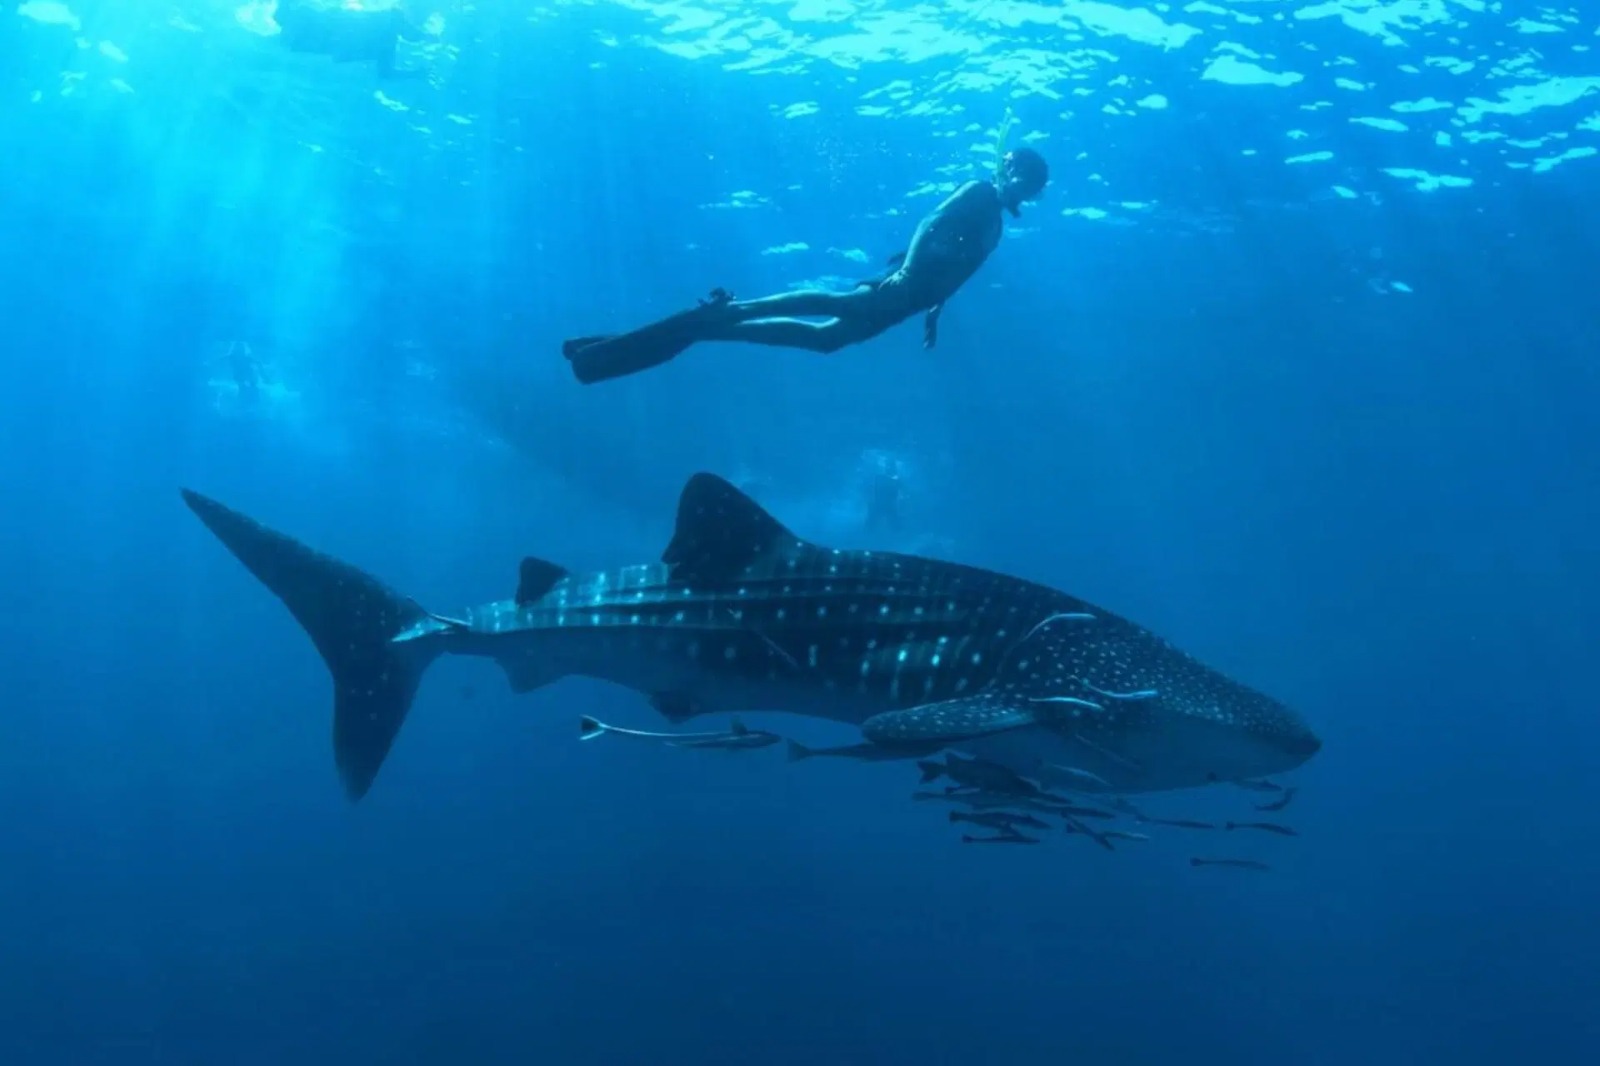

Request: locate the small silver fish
(1254, 786), (1298, 812)
(1049, 803), (1117, 821)
(919, 753), (1042, 797)
(1139, 816), (1216, 830)
(1190, 857), (1271, 871)
(949, 810), (1051, 832)
(961, 831), (1041, 845)
(1108, 796), (1148, 819)
(787, 738), (942, 763)
(1043, 764), (1114, 789)
(1101, 830), (1151, 843)
(1062, 814), (1116, 851)
(1224, 820), (1298, 837)
(913, 790), (1069, 815)
(1209, 773), (1284, 793)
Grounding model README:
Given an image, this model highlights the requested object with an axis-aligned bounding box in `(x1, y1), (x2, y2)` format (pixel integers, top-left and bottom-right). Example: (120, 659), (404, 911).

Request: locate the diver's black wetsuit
(865, 468), (905, 533)
(563, 179), (1009, 385)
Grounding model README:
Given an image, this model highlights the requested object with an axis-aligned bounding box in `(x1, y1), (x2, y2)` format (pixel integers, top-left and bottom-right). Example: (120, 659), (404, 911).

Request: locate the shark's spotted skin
(863, 696), (1040, 744)
(182, 472), (1321, 801)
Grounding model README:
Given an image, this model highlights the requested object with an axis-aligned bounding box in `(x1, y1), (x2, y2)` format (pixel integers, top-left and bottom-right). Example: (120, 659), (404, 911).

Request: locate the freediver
(272, 0), (427, 79)
(865, 460), (905, 534)
(219, 341), (263, 402)
(561, 146), (1050, 385)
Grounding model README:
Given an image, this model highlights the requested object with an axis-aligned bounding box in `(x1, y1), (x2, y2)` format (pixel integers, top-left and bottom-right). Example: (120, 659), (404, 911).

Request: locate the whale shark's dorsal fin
(516, 557), (569, 605)
(663, 473), (802, 582)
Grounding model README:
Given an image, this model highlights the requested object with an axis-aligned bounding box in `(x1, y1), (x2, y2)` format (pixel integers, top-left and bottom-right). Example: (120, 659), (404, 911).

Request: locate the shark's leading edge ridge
(180, 473), (1321, 801)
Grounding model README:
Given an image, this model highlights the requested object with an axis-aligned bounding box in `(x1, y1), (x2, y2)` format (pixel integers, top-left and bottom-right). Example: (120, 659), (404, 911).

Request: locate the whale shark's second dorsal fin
(662, 473), (802, 583)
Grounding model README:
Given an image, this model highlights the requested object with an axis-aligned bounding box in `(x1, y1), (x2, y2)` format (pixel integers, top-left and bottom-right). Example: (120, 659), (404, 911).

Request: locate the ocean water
(1, 1), (1597, 1063)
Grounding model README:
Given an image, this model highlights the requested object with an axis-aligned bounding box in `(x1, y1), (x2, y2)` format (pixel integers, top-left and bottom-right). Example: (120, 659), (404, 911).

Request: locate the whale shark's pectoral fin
(857, 605), (1140, 747)
(862, 692), (1122, 747)
(861, 696), (1041, 746)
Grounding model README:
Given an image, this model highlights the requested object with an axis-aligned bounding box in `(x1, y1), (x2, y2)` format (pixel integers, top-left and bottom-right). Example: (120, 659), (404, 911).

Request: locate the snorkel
(992, 108), (1016, 186)
(992, 109), (1030, 217)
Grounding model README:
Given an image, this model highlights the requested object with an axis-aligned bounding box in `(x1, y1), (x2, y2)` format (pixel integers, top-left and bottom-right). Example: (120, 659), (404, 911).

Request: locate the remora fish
(1207, 772), (1284, 793)
(1254, 786), (1298, 812)
(961, 832), (1041, 846)
(579, 714), (779, 749)
(1049, 803), (1117, 821)
(180, 472), (1321, 801)
(1224, 820), (1298, 837)
(1062, 813), (1117, 851)
(919, 753), (1042, 796)
(787, 738), (942, 763)
(949, 810), (1050, 832)
(1190, 857), (1271, 872)
(1040, 764), (1114, 790)
(910, 791), (1071, 815)
(1139, 817), (1217, 831)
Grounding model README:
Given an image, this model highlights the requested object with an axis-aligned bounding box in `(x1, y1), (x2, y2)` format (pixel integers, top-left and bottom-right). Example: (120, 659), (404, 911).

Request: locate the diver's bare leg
(723, 289), (870, 321)
(698, 316), (883, 354)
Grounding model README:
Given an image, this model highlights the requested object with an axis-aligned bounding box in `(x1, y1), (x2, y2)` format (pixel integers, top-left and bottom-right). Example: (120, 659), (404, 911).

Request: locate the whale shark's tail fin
(181, 489), (441, 802)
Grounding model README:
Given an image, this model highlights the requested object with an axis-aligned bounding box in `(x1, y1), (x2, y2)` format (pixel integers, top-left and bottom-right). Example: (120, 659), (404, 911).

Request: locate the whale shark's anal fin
(181, 489), (441, 802)
(662, 473), (807, 583)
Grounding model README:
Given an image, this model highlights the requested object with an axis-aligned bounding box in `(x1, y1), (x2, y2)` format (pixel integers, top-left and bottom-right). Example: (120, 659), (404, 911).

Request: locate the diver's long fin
(181, 489), (440, 801)
(662, 473), (805, 583)
(562, 335), (615, 359)
(516, 557), (568, 605)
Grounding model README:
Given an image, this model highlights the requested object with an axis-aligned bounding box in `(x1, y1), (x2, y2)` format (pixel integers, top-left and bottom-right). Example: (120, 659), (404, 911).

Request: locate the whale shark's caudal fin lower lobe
(181, 490), (439, 802)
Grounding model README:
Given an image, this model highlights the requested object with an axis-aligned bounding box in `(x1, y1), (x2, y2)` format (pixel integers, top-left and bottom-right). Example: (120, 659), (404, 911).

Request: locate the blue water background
(2, 2), (1598, 1062)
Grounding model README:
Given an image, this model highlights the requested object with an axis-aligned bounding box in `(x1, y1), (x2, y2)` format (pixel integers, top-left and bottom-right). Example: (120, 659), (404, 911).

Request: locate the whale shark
(180, 472), (1321, 801)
